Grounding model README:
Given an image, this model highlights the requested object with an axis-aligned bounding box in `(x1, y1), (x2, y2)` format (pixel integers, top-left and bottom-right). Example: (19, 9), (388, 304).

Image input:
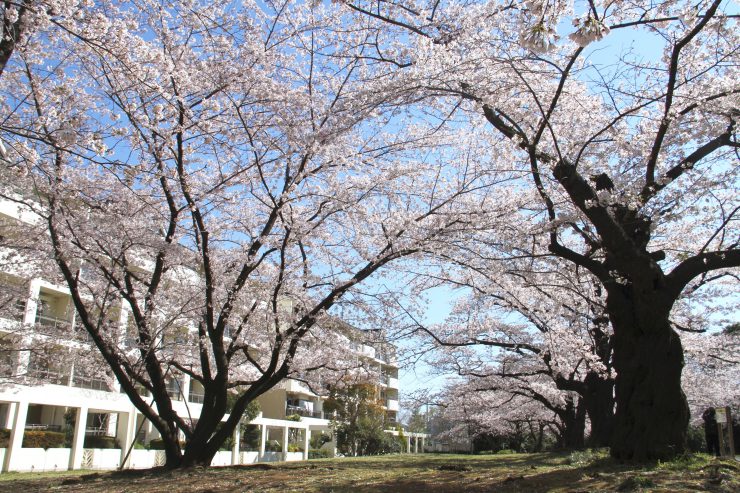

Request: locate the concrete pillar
(3, 401), (28, 472)
(414, 436), (419, 453)
(259, 424), (267, 460)
(421, 436), (425, 453)
(117, 410), (137, 469)
(181, 374), (191, 403)
(2, 401), (16, 429)
(282, 425), (289, 459)
(302, 428), (309, 460)
(17, 280), (42, 376)
(406, 435), (411, 454)
(22, 279), (42, 325)
(69, 406), (89, 470)
(231, 423), (241, 465)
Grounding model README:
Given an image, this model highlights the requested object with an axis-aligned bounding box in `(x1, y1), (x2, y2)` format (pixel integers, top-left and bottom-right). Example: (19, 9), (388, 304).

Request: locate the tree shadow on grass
(318, 456), (734, 493)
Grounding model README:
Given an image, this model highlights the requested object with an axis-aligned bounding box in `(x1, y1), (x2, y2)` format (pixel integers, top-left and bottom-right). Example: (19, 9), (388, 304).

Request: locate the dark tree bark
(606, 289), (689, 461)
(582, 371), (614, 448)
(554, 396), (586, 450)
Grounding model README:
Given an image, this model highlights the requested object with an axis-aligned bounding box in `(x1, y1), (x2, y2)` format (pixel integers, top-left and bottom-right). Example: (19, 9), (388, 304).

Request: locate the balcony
(35, 314), (89, 341)
(165, 380), (184, 400)
(72, 374), (110, 391)
(188, 390), (205, 404)
(385, 399), (399, 412)
(35, 313), (71, 330)
(285, 405), (323, 419)
(387, 377), (399, 389)
(0, 301), (24, 322)
(166, 388), (182, 400)
(27, 366), (69, 385)
(376, 349), (397, 364)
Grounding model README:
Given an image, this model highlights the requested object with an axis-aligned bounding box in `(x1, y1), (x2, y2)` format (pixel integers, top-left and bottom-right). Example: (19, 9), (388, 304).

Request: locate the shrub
(686, 425), (706, 453)
(241, 424), (260, 451)
(566, 450), (598, 467)
(0, 428), (10, 447)
(219, 435), (234, 451)
(84, 435), (120, 449)
(147, 438), (166, 450)
(309, 448), (331, 459)
(147, 438), (185, 450)
(265, 440), (282, 452)
(496, 449), (516, 455)
(287, 443), (303, 452)
(310, 432), (331, 449)
(22, 430), (66, 449)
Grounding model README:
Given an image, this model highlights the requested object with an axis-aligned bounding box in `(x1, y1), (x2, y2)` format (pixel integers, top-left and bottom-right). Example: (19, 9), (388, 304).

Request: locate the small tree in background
(407, 407), (427, 434)
(324, 383), (397, 456)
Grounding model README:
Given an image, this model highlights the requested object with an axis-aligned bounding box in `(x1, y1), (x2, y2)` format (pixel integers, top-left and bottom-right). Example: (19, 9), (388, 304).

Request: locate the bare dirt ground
(0, 452), (737, 492)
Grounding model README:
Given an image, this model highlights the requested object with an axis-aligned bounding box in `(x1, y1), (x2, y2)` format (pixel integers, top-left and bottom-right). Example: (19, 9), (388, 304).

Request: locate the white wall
(8, 448), (71, 472)
(210, 451), (232, 467)
(84, 448), (122, 470)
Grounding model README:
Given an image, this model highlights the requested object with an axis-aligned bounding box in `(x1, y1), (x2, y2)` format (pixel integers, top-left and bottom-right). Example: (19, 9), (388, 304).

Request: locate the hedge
(147, 438), (186, 450)
(84, 435), (121, 449)
(22, 430), (66, 449)
(0, 428), (9, 447)
(308, 448), (331, 459)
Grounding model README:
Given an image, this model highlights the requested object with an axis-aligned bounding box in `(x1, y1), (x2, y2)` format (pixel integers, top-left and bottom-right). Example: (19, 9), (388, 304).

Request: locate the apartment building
(0, 197), (424, 473)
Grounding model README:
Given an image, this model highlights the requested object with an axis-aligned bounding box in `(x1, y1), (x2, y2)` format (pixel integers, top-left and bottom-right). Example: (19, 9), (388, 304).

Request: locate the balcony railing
(35, 313), (73, 330)
(286, 405), (323, 419)
(27, 366), (69, 385)
(189, 391), (205, 404)
(0, 305), (24, 322)
(25, 423), (62, 432)
(72, 374), (110, 391)
(85, 427), (114, 437)
(35, 314), (90, 341)
(376, 349), (396, 363)
(166, 388), (182, 400)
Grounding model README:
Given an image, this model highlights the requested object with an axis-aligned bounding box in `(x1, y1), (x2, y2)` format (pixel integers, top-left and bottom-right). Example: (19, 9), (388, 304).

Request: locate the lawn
(0, 452), (737, 492)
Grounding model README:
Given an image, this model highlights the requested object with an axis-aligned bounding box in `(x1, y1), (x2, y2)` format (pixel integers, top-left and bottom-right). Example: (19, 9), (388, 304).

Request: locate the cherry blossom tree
(0, 0), (498, 468)
(346, 0), (739, 460)
(682, 329), (740, 421)
(409, 245), (738, 449)
(411, 258), (614, 448)
(433, 375), (563, 452)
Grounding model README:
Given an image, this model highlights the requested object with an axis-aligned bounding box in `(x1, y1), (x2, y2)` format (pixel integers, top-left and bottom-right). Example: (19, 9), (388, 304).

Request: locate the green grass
(0, 452), (737, 492)
(0, 468), (98, 482)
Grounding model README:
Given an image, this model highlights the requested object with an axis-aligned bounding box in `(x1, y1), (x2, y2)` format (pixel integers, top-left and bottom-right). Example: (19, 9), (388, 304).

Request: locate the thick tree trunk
(557, 397), (586, 450)
(534, 422), (545, 452)
(583, 372), (614, 448)
(180, 431), (218, 468)
(160, 429), (184, 469)
(609, 295), (689, 461)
